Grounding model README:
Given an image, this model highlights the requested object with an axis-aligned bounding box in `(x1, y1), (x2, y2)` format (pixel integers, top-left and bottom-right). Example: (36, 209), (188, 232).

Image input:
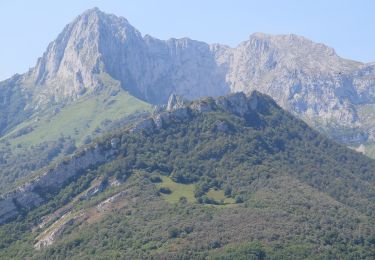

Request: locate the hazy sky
(0, 0), (374, 80)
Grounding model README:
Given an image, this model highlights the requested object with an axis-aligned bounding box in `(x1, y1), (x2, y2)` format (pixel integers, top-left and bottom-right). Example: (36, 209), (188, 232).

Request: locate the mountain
(17, 7), (229, 108)
(0, 8), (231, 190)
(0, 8), (156, 191)
(2, 8), (374, 158)
(1, 92), (375, 258)
(1, 9), (156, 131)
(216, 34), (367, 125)
(1, 7), (375, 259)
(216, 33), (375, 150)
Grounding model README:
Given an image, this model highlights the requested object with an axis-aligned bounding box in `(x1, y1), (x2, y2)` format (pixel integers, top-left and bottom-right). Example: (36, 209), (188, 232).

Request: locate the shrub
(168, 228), (180, 238)
(150, 176), (162, 183)
(159, 187), (172, 194)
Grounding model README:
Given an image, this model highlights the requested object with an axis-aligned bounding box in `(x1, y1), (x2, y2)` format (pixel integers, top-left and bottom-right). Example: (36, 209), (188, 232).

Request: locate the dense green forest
(1, 92), (375, 259)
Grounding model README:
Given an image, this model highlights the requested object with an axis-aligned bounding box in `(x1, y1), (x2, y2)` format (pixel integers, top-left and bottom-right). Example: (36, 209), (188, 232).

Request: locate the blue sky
(0, 0), (374, 80)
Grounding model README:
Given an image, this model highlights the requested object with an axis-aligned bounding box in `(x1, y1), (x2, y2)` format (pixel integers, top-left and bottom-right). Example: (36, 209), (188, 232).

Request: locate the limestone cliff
(0, 143), (117, 224)
(1, 8), (375, 146)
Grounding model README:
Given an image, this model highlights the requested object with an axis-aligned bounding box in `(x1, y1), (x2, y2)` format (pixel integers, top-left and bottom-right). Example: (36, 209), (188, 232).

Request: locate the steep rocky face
(214, 33), (371, 129)
(141, 37), (229, 103)
(17, 8), (229, 108)
(1, 8), (375, 145)
(166, 93), (185, 111)
(0, 143), (118, 225)
(22, 8), (145, 108)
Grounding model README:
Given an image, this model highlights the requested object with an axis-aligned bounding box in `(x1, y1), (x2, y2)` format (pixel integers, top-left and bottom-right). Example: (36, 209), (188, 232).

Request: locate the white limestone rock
(0, 142), (116, 224)
(2, 7), (375, 147)
(215, 92), (249, 116)
(213, 33), (372, 130)
(166, 94), (186, 111)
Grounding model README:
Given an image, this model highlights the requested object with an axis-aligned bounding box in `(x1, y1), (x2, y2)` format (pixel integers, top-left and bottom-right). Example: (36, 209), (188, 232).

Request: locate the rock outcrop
(166, 94), (186, 112)
(34, 212), (77, 250)
(0, 143), (118, 224)
(130, 91), (262, 134)
(80, 180), (107, 201)
(0, 91), (264, 225)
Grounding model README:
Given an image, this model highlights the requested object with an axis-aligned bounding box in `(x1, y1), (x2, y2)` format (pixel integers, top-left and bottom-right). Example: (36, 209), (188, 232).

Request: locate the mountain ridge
(1, 8), (375, 152)
(0, 91), (261, 224)
(1, 90), (375, 258)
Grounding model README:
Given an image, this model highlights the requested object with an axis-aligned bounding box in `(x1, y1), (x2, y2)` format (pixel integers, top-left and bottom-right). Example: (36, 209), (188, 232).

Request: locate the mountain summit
(1, 8), (375, 149)
(25, 7), (144, 105)
(21, 7), (229, 107)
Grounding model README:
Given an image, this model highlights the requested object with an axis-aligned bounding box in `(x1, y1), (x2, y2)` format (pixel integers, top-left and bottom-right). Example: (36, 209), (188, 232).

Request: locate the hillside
(0, 79), (151, 193)
(1, 92), (375, 259)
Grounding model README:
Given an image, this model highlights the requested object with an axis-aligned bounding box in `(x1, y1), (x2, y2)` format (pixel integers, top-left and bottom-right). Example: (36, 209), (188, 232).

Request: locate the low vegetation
(1, 93), (375, 258)
(0, 88), (150, 193)
(157, 176), (196, 203)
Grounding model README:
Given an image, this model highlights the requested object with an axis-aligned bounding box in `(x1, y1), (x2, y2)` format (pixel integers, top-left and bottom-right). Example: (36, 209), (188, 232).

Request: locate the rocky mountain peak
(77, 7), (103, 23)
(19, 8), (229, 108)
(166, 93), (186, 111)
(245, 32), (340, 65)
(22, 7), (142, 108)
(80, 7), (104, 17)
(221, 32), (371, 137)
(2, 8), (375, 147)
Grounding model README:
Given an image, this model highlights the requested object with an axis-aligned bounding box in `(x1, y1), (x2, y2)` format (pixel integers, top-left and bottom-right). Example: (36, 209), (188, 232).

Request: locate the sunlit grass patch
(157, 176), (196, 203)
(206, 188), (236, 205)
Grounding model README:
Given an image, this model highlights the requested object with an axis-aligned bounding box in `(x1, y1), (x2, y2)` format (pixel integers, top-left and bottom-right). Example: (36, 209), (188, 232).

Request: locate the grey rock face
(141, 37), (230, 103)
(166, 94), (186, 111)
(216, 33), (375, 144)
(213, 33), (369, 129)
(0, 143), (116, 225)
(34, 214), (76, 250)
(80, 180), (107, 201)
(25, 8), (107, 107)
(16, 8), (229, 109)
(1, 8), (375, 144)
(215, 92), (249, 116)
(135, 91), (262, 134)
